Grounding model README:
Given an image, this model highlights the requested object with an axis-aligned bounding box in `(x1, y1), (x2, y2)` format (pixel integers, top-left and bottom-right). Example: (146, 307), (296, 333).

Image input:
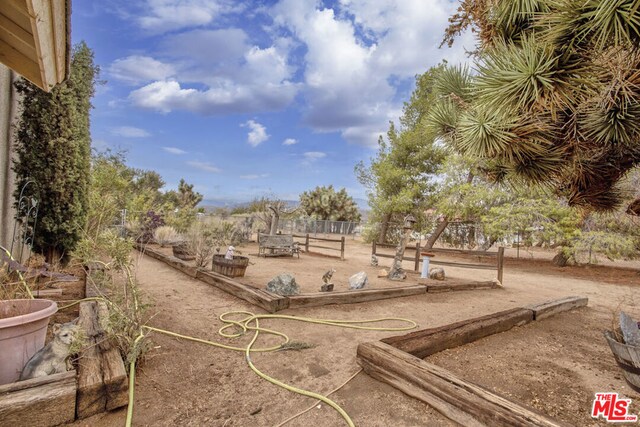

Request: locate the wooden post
(414, 242), (420, 272)
(305, 233), (310, 253)
(497, 246), (504, 284)
(340, 236), (345, 261)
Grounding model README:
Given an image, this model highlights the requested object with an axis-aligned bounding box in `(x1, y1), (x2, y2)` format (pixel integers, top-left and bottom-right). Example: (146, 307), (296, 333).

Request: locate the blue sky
(72, 0), (474, 204)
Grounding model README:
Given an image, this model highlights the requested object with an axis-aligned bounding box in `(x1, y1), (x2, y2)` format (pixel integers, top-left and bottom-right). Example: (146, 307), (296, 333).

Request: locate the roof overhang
(0, 0), (71, 92)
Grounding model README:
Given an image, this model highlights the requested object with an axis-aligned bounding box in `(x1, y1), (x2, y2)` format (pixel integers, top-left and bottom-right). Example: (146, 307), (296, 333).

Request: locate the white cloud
(303, 151), (326, 160)
(111, 126), (151, 138)
(187, 161), (221, 173)
(137, 0), (236, 33)
(163, 146), (186, 154)
(283, 138), (297, 145)
(109, 55), (175, 84)
(242, 120), (269, 147)
(129, 78), (298, 115)
(270, 0), (476, 146)
(239, 173), (270, 180)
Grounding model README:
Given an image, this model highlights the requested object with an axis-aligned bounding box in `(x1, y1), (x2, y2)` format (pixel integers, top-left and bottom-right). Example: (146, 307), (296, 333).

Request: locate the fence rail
(294, 233), (346, 260)
(372, 242), (505, 283)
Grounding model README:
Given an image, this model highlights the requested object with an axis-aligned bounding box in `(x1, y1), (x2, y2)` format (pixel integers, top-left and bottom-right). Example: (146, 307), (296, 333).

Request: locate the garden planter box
(212, 255), (249, 278)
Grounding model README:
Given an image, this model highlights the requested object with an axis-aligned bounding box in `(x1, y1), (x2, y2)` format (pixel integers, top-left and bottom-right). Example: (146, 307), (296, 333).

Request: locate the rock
(266, 273), (300, 296)
(370, 255), (378, 267)
(388, 267), (406, 281)
(320, 283), (334, 292)
(429, 267), (445, 281)
(619, 311), (640, 347)
(349, 271), (368, 290)
(377, 269), (388, 278)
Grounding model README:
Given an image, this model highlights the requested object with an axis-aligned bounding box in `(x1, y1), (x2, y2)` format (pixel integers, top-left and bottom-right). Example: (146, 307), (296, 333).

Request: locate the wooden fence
(294, 233), (345, 261)
(372, 242), (504, 283)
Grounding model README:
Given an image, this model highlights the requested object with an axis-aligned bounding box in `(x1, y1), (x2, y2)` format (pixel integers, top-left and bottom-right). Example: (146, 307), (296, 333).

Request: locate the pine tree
(13, 42), (99, 262)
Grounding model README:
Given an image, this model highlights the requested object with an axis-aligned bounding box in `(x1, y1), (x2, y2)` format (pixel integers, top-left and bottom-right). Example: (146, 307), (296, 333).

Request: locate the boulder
(266, 273), (300, 296)
(429, 267), (445, 280)
(349, 271), (368, 290)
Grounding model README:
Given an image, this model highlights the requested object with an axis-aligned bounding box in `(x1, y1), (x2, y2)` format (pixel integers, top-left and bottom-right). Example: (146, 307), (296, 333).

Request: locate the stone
(388, 267), (406, 281)
(370, 255), (378, 267)
(377, 269), (388, 278)
(349, 271), (368, 290)
(266, 273), (300, 296)
(429, 267), (445, 281)
(320, 283), (334, 292)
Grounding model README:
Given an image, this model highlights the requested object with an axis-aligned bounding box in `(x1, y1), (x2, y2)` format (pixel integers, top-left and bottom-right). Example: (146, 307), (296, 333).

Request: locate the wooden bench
(258, 233), (300, 258)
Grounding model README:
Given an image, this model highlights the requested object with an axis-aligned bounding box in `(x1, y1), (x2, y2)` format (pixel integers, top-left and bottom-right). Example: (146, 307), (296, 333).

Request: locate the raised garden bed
(357, 297), (590, 426)
(135, 244), (503, 313)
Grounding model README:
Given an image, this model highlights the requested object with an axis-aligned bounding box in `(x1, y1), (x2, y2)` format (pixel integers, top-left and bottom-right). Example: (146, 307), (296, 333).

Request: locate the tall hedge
(13, 42), (99, 261)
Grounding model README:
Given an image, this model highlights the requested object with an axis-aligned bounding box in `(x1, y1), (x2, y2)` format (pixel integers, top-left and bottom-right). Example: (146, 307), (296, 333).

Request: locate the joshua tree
(434, 0), (640, 213)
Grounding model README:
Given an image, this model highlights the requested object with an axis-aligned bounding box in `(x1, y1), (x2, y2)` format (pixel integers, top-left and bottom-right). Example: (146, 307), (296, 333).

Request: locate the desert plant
(299, 185), (361, 222)
(153, 226), (181, 247)
(186, 218), (244, 268)
(73, 230), (152, 365)
(437, 0), (640, 213)
(136, 211), (165, 244)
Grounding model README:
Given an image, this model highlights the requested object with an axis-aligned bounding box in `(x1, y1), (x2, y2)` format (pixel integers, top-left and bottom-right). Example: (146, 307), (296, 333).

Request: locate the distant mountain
(200, 197), (369, 215)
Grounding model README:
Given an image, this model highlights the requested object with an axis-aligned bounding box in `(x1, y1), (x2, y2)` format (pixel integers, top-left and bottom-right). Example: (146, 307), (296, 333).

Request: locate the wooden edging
(357, 342), (569, 427)
(358, 297), (588, 426)
(288, 285), (427, 309)
(135, 244), (503, 313)
(382, 307), (534, 358)
(0, 371), (77, 427)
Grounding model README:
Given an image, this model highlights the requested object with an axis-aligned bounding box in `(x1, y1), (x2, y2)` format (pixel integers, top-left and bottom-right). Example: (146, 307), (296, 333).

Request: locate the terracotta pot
(0, 299), (58, 384)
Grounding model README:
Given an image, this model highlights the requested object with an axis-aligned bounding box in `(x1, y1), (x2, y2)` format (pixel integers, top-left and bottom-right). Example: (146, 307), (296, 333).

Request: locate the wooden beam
(0, 12), (38, 61)
(525, 296), (588, 321)
(0, 370), (77, 427)
(76, 301), (106, 419)
(287, 285), (427, 309)
(2, 1), (33, 31)
(96, 302), (128, 411)
(429, 260), (496, 270)
(418, 280), (502, 293)
(26, 0), (57, 91)
(76, 300), (129, 418)
(196, 270), (289, 313)
(357, 341), (568, 427)
(0, 36), (41, 86)
(50, 0), (66, 82)
(381, 308), (534, 358)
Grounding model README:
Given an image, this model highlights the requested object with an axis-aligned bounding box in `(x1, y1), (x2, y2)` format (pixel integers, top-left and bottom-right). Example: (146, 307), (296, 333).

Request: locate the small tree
(13, 42), (99, 262)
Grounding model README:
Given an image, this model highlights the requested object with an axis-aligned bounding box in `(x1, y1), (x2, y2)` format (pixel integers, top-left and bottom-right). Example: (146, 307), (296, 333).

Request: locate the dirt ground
(151, 240), (500, 293)
(72, 239), (640, 427)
